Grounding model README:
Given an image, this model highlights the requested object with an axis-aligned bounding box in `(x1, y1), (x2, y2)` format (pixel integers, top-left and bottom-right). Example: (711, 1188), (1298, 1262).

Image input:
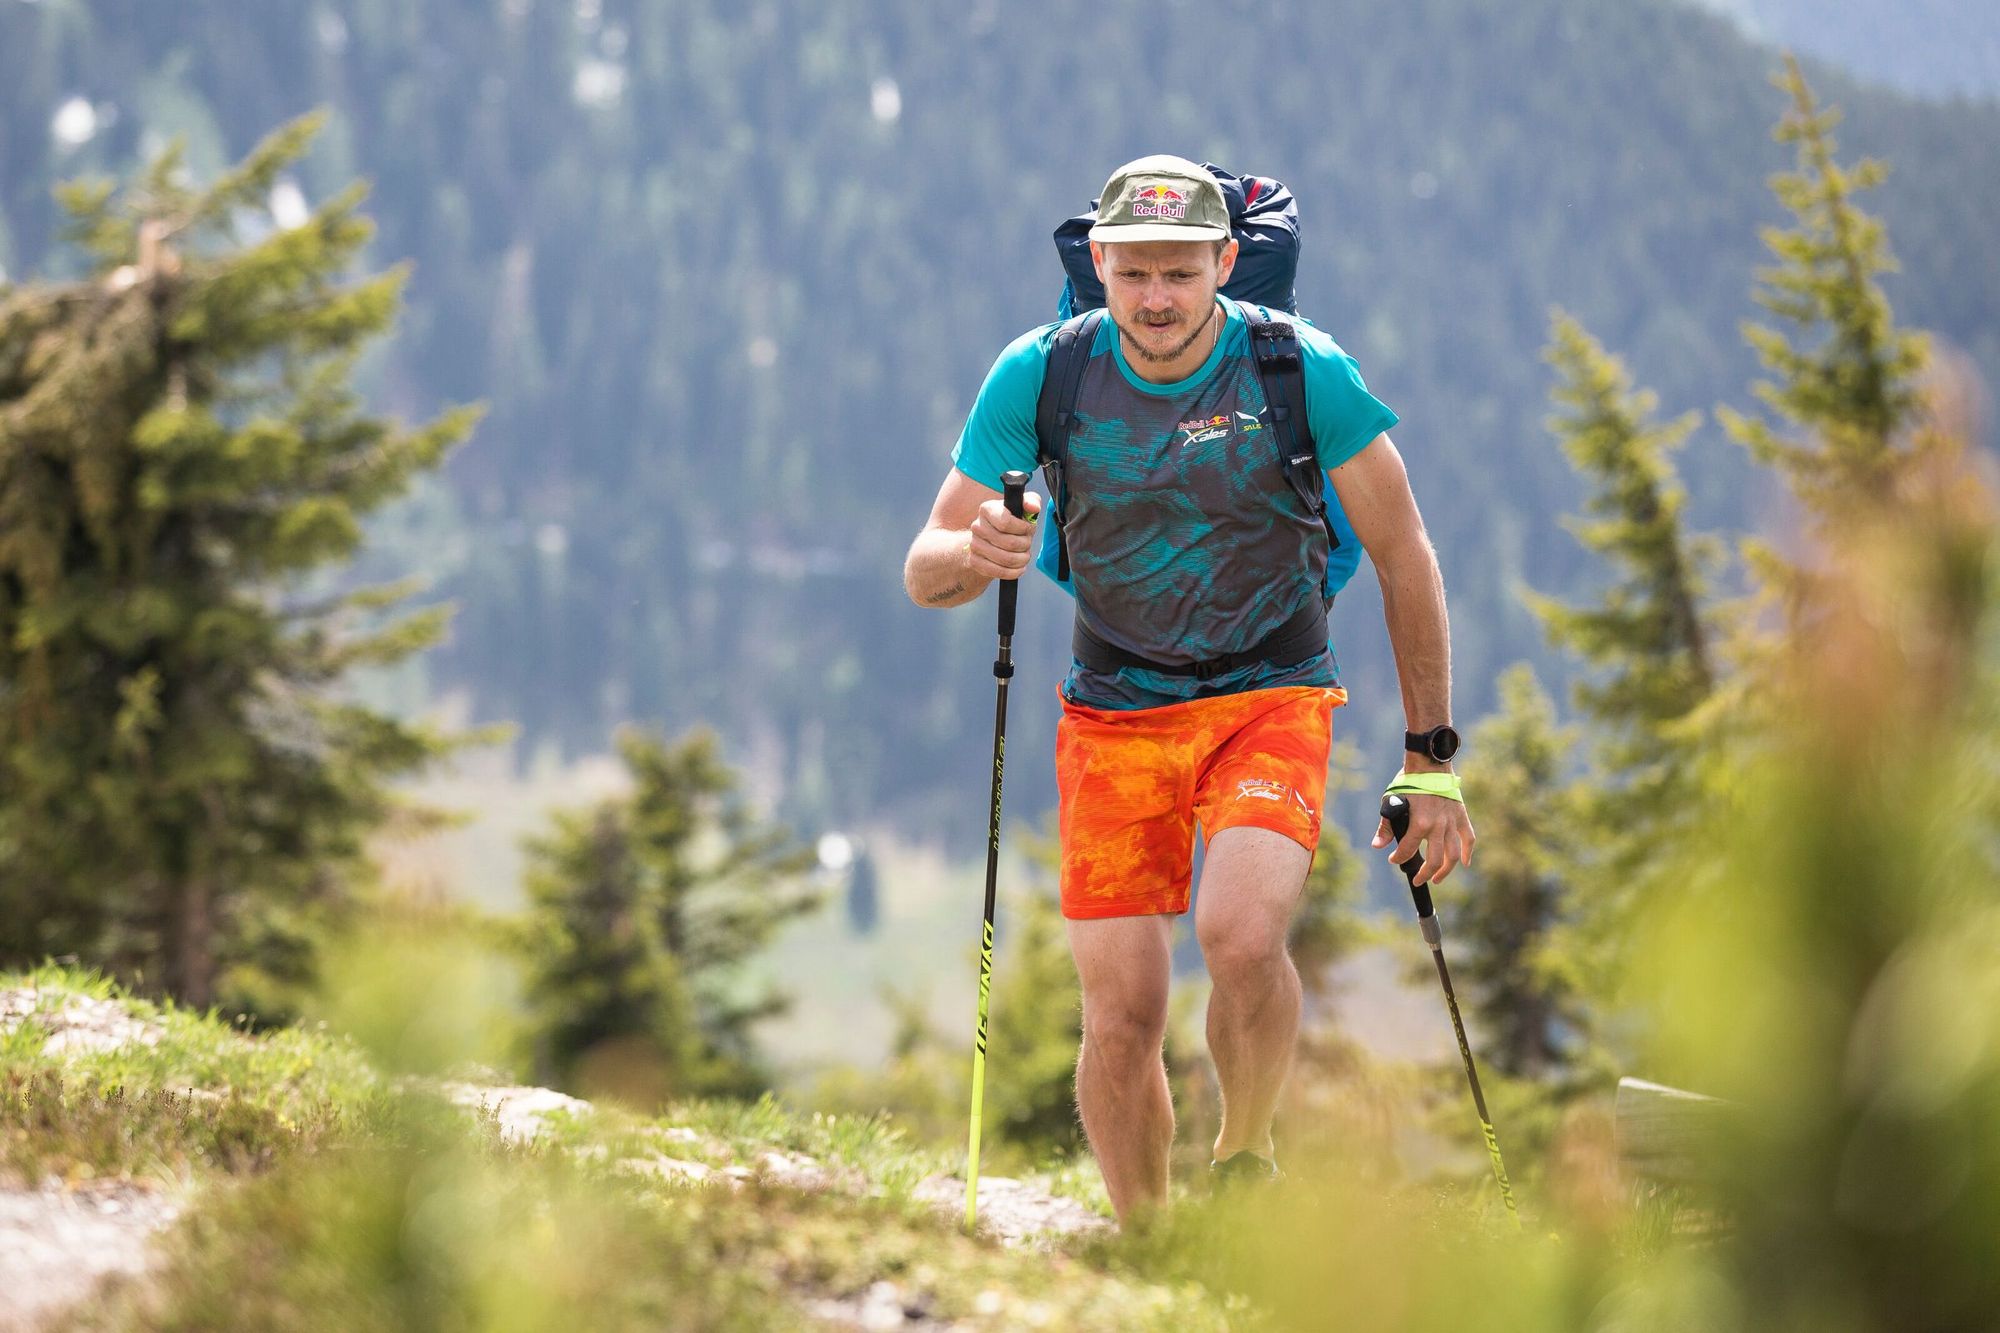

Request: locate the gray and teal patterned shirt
(950, 297), (1397, 709)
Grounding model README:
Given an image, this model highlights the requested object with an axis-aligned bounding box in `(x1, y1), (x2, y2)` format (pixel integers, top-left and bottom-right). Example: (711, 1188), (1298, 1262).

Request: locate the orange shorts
(1054, 685), (1346, 919)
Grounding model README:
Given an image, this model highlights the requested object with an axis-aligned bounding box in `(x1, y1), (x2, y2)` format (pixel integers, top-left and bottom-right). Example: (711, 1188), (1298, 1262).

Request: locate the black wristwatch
(1405, 725), (1461, 764)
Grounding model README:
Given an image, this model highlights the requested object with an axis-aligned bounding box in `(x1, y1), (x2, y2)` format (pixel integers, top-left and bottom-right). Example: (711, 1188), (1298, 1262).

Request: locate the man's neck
(1121, 297), (1224, 385)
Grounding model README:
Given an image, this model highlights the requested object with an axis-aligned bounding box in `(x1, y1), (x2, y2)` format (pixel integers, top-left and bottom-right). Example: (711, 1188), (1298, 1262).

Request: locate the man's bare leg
(1195, 826), (1312, 1162)
(1066, 914), (1175, 1225)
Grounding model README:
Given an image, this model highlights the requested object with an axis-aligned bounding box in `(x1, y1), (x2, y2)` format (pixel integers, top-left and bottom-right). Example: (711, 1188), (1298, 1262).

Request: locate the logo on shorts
(1235, 778), (1316, 819)
(1130, 185), (1189, 220)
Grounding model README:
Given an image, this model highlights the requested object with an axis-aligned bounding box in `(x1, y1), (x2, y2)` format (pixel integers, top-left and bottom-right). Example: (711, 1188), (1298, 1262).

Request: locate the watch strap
(1405, 725), (1460, 762)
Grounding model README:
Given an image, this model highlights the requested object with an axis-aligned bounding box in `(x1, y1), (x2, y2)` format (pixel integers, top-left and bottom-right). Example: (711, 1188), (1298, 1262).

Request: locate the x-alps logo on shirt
(1177, 413), (1232, 448)
(1176, 406), (1269, 448)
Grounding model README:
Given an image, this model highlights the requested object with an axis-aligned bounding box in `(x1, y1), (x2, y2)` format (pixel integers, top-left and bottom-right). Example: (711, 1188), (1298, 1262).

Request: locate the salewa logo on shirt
(1236, 409), (1265, 433)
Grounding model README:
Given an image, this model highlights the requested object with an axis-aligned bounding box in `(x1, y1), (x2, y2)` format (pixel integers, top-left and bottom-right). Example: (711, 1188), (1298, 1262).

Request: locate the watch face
(1429, 727), (1461, 762)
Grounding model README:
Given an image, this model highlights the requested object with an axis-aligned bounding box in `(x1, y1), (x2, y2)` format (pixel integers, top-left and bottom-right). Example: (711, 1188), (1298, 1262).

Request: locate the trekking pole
(1381, 793), (1522, 1229)
(965, 470), (1030, 1232)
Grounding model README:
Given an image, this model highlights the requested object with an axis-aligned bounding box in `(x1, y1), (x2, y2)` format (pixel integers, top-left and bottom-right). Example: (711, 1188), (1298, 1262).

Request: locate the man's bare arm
(904, 469), (1042, 609)
(1329, 434), (1452, 757)
(1328, 433), (1476, 883)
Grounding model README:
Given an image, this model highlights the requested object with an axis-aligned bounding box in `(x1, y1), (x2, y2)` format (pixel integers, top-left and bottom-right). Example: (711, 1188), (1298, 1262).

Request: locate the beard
(1114, 297), (1219, 365)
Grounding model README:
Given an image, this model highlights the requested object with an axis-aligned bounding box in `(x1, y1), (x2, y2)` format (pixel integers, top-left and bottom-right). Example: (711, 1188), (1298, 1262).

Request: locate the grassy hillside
(0, 967), (1178, 1328)
(2, 965), (1707, 1331)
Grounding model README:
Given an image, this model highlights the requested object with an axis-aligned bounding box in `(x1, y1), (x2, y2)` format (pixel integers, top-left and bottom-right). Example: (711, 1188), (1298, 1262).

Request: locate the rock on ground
(436, 1081), (594, 1145)
(913, 1174), (1113, 1248)
(0, 987), (165, 1059)
(0, 1180), (184, 1332)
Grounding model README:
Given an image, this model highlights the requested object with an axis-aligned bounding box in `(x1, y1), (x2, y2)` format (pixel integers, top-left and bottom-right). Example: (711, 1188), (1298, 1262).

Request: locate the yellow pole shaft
(964, 917), (995, 1230)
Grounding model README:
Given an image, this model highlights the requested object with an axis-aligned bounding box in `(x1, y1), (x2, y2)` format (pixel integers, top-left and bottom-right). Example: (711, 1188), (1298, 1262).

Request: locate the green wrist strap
(1384, 771), (1464, 804)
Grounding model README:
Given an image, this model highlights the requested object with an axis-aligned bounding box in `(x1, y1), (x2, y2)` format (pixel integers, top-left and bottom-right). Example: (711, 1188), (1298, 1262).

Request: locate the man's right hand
(905, 471), (1044, 608)
(965, 490), (1043, 581)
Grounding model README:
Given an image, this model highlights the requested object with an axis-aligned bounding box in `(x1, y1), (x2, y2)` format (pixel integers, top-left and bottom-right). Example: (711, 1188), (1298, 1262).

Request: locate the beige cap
(1087, 155), (1231, 244)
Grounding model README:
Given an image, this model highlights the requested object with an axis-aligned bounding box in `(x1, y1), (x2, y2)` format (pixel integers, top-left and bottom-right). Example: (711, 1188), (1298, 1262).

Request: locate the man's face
(1091, 238), (1238, 365)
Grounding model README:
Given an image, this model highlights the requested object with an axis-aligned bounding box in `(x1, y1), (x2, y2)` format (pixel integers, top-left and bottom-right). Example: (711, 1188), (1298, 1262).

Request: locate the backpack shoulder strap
(1033, 309), (1101, 583)
(1248, 314), (1328, 516)
(1035, 310), (1100, 469)
(1247, 311), (1340, 554)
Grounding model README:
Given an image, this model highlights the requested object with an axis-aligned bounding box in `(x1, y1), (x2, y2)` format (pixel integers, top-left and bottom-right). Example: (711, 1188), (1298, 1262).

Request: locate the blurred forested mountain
(1699, 0), (2000, 99)
(3, 0), (1998, 845)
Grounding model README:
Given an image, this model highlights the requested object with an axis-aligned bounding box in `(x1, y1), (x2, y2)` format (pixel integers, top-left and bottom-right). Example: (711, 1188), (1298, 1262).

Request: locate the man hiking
(904, 155), (1475, 1225)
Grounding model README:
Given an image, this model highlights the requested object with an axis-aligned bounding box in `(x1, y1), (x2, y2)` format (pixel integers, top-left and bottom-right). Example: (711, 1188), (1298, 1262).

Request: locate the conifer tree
(0, 116), (475, 1009)
(1521, 315), (1719, 1036)
(1526, 313), (1719, 892)
(1704, 60), (1933, 788)
(521, 727), (817, 1101)
(1444, 664), (1585, 1079)
(519, 802), (705, 1102)
(1720, 55), (1930, 537)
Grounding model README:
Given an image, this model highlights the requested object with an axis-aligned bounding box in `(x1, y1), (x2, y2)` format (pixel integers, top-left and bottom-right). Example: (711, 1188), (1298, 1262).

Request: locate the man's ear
(1216, 237), (1240, 288)
(1089, 239), (1106, 285)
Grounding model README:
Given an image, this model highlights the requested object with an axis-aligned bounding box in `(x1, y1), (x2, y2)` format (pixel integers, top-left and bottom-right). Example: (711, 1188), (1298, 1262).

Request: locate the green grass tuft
(0, 1069), (345, 1185)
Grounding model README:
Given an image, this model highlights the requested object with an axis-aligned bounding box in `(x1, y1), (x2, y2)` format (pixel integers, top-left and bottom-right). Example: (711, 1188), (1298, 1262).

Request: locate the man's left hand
(1372, 790), (1475, 888)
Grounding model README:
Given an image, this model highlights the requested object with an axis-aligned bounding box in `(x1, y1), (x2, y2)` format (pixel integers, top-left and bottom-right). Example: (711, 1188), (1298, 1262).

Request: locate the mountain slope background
(3, 0), (1997, 852)
(1700, 0), (2000, 98)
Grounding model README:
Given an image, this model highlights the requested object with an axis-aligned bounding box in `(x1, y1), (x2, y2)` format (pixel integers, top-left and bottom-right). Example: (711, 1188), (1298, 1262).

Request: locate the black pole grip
(1380, 794), (1434, 919)
(997, 471), (1029, 639)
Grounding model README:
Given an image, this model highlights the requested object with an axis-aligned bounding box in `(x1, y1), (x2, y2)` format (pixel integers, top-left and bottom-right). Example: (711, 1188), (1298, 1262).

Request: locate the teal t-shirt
(951, 297), (1398, 710)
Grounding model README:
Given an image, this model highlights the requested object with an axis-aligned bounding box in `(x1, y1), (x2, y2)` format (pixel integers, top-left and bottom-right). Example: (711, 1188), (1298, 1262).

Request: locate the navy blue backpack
(1034, 164), (1363, 599)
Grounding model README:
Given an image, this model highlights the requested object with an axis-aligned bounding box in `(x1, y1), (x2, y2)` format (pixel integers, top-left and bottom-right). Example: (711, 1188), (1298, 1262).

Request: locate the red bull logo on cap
(1130, 184), (1190, 220)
